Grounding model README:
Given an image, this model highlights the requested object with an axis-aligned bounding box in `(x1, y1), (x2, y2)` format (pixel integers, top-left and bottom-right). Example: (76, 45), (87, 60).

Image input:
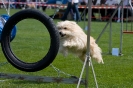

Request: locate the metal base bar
(123, 31), (133, 34)
(0, 73), (86, 85)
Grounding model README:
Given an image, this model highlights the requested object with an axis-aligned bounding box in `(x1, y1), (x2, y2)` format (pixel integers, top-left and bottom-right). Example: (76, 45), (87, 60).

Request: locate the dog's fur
(56, 20), (104, 64)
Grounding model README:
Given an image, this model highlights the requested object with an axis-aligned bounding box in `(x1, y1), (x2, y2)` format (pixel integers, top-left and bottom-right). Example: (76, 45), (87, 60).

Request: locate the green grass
(0, 8), (133, 88)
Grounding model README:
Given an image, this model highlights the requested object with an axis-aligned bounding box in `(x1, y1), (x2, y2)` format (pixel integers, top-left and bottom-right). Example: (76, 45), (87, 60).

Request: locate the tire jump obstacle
(0, 9), (86, 87)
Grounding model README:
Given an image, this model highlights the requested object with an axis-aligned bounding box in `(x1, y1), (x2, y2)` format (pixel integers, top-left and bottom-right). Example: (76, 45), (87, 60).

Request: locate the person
(117, 0), (121, 22)
(122, 0), (133, 20)
(42, 0), (56, 11)
(78, 0), (88, 20)
(102, 0), (119, 21)
(105, 0), (132, 22)
(42, 0), (68, 11)
(98, 0), (107, 21)
(79, 0), (101, 21)
(101, 0), (119, 21)
(26, 0), (36, 9)
(61, 0), (81, 22)
(91, 0), (103, 20)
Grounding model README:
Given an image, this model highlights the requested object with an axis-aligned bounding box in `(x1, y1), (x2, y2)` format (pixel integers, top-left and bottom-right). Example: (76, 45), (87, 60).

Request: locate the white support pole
(77, 0), (99, 87)
(117, 0), (121, 22)
(117, 7), (121, 22)
(119, 0), (124, 56)
(85, 0), (92, 87)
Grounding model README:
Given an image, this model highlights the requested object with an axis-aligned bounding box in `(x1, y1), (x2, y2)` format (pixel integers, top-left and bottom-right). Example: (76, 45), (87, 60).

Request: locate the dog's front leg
(59, 47), (68, 57)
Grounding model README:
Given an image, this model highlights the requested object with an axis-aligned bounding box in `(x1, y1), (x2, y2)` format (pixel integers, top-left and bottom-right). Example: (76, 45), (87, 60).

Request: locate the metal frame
(0, 73), (86, 85)
(96, 0), (124, 55)
(123, 0), (133, 33)
(81, 0), (133, 55)
(96, 0), (133, 55)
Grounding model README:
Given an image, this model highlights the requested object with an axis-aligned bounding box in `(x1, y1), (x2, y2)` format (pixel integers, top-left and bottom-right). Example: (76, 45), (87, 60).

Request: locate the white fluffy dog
(56, 20), (104, 64)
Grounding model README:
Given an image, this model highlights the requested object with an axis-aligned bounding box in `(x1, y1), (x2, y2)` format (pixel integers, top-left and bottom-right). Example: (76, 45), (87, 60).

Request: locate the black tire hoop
(1, 9), (59, 72)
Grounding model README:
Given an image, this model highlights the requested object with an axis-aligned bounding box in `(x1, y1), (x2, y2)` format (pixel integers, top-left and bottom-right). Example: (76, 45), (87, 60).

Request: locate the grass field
(0, 8), (133, 88)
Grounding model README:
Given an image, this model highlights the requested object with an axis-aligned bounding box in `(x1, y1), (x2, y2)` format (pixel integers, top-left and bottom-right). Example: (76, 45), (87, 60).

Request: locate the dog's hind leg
(90, 43), (104, 64)
(59, 47), (68, 57)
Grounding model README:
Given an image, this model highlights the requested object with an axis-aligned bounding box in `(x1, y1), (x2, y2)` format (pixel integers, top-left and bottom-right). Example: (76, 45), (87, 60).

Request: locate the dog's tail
(90, 43), (104, 64)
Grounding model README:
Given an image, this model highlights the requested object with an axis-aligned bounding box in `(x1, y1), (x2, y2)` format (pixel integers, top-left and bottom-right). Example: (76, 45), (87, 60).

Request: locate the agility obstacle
(123, 31), (133, 34)
(0, 73), (86, 85)
(1, 9), (60, 72)
(0, 9), (90, 88)
(95, 0), (133, 55)
(123, 0), (133, 34)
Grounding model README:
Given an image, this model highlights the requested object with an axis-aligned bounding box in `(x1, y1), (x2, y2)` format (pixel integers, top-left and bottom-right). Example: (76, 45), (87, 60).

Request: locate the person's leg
(79, 2), (87, 20)
(127, 8), (133, 17)
(70, 9), (76, 20)
(100, 9), (106, 21)
(80, 8), (88, 20)
(123, 8), (128, 19)
(107, 9), (116, 21)
(117, 7), (121, 22)
(92, 9), (97, 20)
(61, 2), (72, 21)
(124, 8), (133, 21)
(72, 3), (81, 21)
(72, 6), (76, 21)
(42, 6), (47, 11)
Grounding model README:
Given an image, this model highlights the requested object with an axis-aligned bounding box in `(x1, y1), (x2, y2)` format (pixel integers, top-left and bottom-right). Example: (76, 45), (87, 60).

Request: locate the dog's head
(56, 20), (82, 38)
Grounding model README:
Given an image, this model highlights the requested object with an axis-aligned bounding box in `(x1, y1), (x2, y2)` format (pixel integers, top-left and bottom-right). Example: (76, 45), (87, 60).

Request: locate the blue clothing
(46, 0), (68, 4)
(46, 0), (56, 4)
(61, 2), (81, 21)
